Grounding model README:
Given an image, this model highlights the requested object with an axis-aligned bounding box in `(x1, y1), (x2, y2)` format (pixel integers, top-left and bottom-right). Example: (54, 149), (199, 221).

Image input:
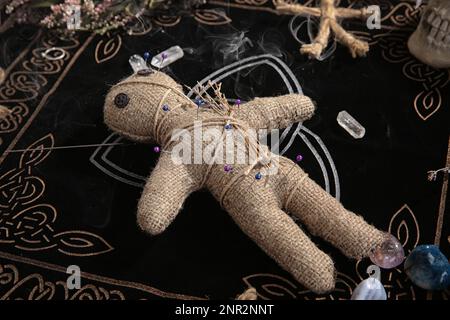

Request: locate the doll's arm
(234, 94), (315, 130)
(137, 153), (200, 235)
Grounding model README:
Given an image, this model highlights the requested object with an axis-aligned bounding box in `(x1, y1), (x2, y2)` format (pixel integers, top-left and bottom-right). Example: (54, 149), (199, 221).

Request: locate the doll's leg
(229, 206), (336, 293)
(283, 167), (385, 259)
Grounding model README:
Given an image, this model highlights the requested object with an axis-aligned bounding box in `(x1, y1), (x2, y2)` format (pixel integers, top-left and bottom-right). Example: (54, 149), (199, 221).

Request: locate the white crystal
(351, 265), (387, 300)
(337, 110), (366, 139)
(351, 277), (387, 300)
(129, 54), (148, 73)
(151, 46), (184, 68)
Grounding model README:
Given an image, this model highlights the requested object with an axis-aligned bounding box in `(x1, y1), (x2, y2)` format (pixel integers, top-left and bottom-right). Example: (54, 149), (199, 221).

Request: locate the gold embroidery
(0, 68), (4, 85)
(0, 251), (204, 300)
(0, 262), (126, 300)
(0, 134), (113, 257)
(193, 9), (233, 25)
(243, 204), (420, 300)
(0, 103), (29, 134)
(0, 33), (95, 167)
(94, 34), (122, 64)
(388, 204), (420, 252)
(375, 3), (449, 121)
(0, 36), (79, 103)
(153, 15), (182, 27)
(242, 272), (357, 300)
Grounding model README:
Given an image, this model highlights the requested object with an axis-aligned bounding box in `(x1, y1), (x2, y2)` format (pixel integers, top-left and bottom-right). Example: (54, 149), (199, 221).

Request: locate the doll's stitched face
(104, 71), (182, 142)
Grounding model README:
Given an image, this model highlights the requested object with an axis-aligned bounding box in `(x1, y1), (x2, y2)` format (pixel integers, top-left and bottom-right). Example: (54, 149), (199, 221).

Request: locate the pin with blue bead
(224, 122), (232, 130)
(143, 52), (151, 62)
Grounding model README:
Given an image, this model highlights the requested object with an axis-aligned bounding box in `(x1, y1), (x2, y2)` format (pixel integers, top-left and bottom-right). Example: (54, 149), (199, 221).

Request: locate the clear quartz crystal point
(337, 110), (366, 139)
(129, 54), (148, 73)
(151, 46), (184, 68)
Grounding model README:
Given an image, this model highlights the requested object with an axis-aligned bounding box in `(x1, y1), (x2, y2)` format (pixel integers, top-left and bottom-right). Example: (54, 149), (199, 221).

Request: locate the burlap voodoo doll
(103, 69), (399, 293)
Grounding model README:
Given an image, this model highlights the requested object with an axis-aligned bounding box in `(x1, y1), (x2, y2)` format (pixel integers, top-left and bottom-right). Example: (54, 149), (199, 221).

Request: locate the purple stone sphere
(369, 234), (405, 269)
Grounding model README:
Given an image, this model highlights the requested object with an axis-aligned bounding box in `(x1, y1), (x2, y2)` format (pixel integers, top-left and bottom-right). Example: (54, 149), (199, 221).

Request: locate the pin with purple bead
(224, 164), (233, 173)
(153, 146), (161, 153)
(159, 52), (167, 69)
(284, 153), (304, 178)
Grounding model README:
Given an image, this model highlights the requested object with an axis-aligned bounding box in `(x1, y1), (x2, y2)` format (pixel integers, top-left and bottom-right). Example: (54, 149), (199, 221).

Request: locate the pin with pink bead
(150, 46), (184, 69)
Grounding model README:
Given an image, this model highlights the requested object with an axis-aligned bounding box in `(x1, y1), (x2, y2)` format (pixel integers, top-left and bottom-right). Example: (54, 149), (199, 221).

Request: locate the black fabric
(0, 1), (448, 300)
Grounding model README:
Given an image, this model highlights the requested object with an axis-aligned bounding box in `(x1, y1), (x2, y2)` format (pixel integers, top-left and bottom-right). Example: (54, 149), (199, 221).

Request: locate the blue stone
(404, 244), (450, 291)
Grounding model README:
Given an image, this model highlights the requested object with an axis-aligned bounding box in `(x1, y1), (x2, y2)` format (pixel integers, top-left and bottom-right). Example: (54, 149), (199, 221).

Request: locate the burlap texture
(104, 71), (386, 293)
(234, 95), (315, 130)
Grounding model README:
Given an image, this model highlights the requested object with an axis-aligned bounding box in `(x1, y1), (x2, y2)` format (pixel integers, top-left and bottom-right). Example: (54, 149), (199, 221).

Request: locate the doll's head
(104, 70), (184, 142)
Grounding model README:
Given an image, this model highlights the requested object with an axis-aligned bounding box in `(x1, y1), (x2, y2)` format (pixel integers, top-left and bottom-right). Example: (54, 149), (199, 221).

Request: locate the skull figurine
(408, 0), (450, 69)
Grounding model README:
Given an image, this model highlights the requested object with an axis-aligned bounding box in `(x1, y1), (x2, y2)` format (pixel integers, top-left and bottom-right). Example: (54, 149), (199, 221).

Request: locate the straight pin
(4, 142), (134, 154)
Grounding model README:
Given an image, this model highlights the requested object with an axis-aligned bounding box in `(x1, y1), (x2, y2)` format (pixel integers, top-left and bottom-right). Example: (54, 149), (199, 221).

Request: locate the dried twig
(275, 0), (371, 59)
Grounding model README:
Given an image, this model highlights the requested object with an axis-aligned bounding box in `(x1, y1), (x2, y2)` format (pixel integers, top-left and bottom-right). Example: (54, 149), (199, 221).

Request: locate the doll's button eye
(114, 93), (129, 108)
